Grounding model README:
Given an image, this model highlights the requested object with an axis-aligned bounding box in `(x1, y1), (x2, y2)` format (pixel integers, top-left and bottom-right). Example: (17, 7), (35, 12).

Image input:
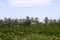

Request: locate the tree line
(0, 16), (60, 27)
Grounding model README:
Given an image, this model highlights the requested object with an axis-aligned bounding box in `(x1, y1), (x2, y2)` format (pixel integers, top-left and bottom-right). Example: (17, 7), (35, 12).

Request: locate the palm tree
(13, 18), (19, 27)
(53, 19), (57, 25)
(19, 19), (22, 26)
(30, 17), (35, 24)
(26, 16), (29, 20)
(0, 19), (3, 26)
(35, 17), (39, 25)
(4, 18), (8, 26)
(24, 16), (31, 26)
(44, 17), (49, 25)
(12, 19), (15, 26)
(49, 19), (53, 26)
(19, 19), (22, 22)
(49, 19), (58, 26)
(7, 18), (12, 27)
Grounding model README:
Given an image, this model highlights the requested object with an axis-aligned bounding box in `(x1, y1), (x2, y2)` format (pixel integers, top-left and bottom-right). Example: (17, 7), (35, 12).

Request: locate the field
(0, 25), (60, 40)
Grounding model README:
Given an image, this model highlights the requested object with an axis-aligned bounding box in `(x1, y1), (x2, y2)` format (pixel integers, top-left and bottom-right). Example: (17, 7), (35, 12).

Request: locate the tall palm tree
(13, 18), (19, 27)
(30, 17), (34, 24)
(19, 19), (22, 26)
(44, 17), (49, 25)
(7, 18), (12, 27)
(35, 17), (39, 25)
(4, 18), (8, 26)
(19, 19), (22, 22)
(12, 19), (15, 26)
(0, 19), (3, 26)
(24, 16), (31, 26)
(35, 17), (39, 23)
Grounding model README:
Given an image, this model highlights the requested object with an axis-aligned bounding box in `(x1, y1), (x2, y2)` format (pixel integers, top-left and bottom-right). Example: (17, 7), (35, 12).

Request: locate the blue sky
(0, 0), (60, 21)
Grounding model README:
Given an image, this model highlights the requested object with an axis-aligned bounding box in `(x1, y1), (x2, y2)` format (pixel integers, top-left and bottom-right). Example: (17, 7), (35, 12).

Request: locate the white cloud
(9, 0), (54, 7)
(0, 0), (54, 7)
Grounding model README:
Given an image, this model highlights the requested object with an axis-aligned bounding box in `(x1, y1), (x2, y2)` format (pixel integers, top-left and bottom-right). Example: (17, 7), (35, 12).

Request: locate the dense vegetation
(0, 16), (60, 40)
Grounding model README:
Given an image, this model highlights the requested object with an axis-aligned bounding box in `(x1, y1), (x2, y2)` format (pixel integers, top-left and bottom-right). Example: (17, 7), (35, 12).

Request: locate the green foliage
(0, 16), (60, 40)
(0, 26), (59, 40)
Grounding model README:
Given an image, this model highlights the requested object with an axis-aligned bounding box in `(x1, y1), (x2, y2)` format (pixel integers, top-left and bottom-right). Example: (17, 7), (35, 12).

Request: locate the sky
(0, 0), (60, 21)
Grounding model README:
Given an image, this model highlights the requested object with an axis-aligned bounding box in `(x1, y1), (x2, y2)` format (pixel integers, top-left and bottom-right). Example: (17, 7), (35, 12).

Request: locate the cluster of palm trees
(44, 17), (60, 26)
(0, 16), (60, 27)
(0, 16), (39, 27)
